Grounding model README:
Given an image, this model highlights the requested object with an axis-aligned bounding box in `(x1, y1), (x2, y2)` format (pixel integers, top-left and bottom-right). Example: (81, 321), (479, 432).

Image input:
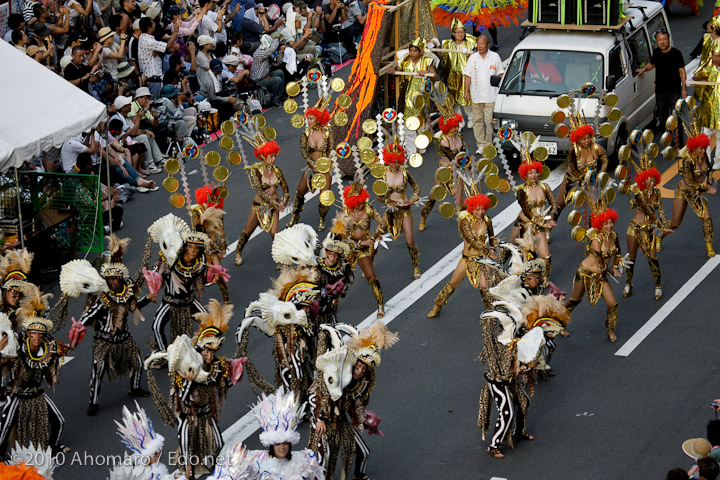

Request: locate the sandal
(515, 432), (535, 441)
(487, 447), (504, 458)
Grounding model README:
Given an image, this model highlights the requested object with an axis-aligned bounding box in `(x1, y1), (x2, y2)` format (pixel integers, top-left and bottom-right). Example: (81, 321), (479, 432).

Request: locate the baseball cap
(113, 96), (133, 110)
(169, 5), (186, 16)
(210, 58), (224, 72)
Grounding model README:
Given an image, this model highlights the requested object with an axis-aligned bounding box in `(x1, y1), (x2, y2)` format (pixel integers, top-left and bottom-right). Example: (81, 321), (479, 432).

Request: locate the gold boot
(419, 199), (435, 231)
(318, 204), (331, 231)
(408, 244), (421, 279)
(368, 277), (384, 318)
(649, 257), (661, 300)
(235, 231), (249, 266)
(217, 277), (232, 304)
(286, 194), (305, 228)
(703, 218), (715, 257)
(623, 256), (635, 298)
(480, 287), (492, 310)
(427, 282), (455, 318)
(605, 304), (618, 342)
(564, 297), (581, 313)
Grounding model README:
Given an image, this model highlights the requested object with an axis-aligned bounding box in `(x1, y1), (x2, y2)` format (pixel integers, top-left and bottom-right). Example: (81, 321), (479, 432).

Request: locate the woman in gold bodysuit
(667, 133), (716, 257)
(511, 160), (556, 275)
(624, 167), (672, 300)
(343, 185), (388, 318)
(377, 141), (421, 279)
(427, 194), (501, 317)
(564, 208), (623, 342)
(235, 141), (290, 265)
(420, 112), (467, 230)
(287, 106), (334, 231)
(441, 19), (476, 128)
(553, 125), (609, 223)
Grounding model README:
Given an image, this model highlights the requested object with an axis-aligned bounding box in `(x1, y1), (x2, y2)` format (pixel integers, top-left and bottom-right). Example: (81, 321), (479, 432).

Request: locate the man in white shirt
(61, 132), (98, 173)
(138, 16), (179, 99)
(463, 35), (504, 153)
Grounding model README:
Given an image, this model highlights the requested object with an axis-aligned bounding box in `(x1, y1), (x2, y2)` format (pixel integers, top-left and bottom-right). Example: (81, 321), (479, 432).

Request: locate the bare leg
(670, 197), (688, 228)
(601, 281), (618, 342)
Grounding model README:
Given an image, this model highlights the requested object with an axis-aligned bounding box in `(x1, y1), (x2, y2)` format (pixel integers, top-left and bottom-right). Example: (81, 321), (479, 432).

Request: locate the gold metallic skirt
(574, 265), (606, 306)
(253, 201), (274, 233)
(386, 207), (412, 239)
(627, 221), (654, 255)
(674, 184), (707, 219)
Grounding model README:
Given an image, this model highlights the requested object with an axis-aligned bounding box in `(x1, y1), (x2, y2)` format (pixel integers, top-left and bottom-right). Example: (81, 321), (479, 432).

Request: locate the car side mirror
(605, 74), (617, 92)
(490, 75), (502, 87)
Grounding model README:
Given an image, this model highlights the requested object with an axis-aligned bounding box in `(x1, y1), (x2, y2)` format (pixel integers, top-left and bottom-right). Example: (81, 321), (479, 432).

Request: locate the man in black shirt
(322, 0), (356, 58)
(64, 46), (102, 93)
(636, 30), (687, 139)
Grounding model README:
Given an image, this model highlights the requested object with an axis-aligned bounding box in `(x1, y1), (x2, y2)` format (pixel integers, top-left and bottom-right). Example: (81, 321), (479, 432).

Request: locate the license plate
(537, 141), (557, 155)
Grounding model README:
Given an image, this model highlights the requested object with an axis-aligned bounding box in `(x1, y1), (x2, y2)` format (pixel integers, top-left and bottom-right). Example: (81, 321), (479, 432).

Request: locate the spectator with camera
(64, 46), (103, 93)
(138, 16), (180, 99)
(280, 10), (321, 66)
(167, 5), (201, 39)
(198, 58), (239, 119)
(156, 84), (198, 145)
(111, 94), (164, 174)
(342, 0), (370, 45)
(250, 34), (286, 108)
(99, 28), (128, 81)
(242, 1), (285, 46)
(221, 54), (251, 87)
(322, 0), (356, 59)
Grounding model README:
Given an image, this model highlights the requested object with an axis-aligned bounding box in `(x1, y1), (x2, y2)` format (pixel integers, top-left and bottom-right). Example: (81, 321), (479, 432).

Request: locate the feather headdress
(106, 234), (131, 263)
(0, 248), (33, 291)
(115, 401), (165, 458)
(17, 283), (53, 322)
(193, 299), (232, 350)
(198, 207), (226, 239)
(522, 294), (571, 331)
(346, 320), (399, 369)
(253, 386), (304, 446)
(0, 312), (18, 356)
(270, 267), (319, 307)
(8, 442), (56, 479)
(207, 443), (259, 480)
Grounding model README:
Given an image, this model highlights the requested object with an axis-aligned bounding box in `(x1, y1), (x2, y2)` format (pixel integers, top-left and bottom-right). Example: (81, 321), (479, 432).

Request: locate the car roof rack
(521, 16), (631, 33)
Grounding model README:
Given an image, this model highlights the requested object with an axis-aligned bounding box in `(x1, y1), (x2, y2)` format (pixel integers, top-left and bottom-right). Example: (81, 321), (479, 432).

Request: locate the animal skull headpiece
(315, 345), (357, 401)
(147, 214), (191, 267)
(271, 224), (318, 267)
(59, 259), (109, 298)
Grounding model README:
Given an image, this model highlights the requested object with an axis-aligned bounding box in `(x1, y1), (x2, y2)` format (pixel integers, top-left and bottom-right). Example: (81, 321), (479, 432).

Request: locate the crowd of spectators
(5, 0), (370, 232)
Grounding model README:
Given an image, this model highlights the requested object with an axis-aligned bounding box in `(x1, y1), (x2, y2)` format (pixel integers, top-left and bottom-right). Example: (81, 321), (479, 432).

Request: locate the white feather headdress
(115, 401), (166, 458)
(253, 386), (304, 446)
(8, 442), (56, 479)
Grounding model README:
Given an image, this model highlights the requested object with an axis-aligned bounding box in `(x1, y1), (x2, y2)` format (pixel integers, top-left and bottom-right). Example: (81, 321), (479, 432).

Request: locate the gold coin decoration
(674, 98), (685, 113)
(291, 113), (305, 128)
(487, 163), (499, 175)
(521, 131), (536, 144)
(221, 121), (235, 136)
(217, 185), (229, 199)
(311, 173), (327, 190)
(488, 193), (498, 208)
(234, 111), (249, 126)
(692, 105), (702, 122)
(571, 225), (586, 242)
(283, 98), (298, 114)
(430, 184), (447, 201)
(315, 157), (332, 173)
(405, 116), (421, 131)
(435, 82), (447, 95)
(408, 153), (423, 168)
(618, 144), (631, 162)
(662, 146), (676, 161)
(485, 174), (500, 190)
(360, 149), (376, 165)
(550, 110), (566, 124)
(642, 129), (654, 145)
(362, 119), (378, 135)
(619, 179), (631, 195)
(170, 193), (186, 208)
(336, 94), (352, 109)
(264, 126), (277, 141)
(415, 134), (430, 151)
(598, 122), (614, 138)
(165, 157), (180, 175)
(659, 131), (673, 148)
(568, 210), (582, 226)
(534, 146), (549, 162)
(331, 77), (345, 92)
(686, 96), (696, 110)
(604, 93), (619, 107)
(647, 143), (659, 159)
(583, 169), (595, 185)
(557, 94), (571, 109)
(572, 189), (586, 207)
(614, 165), (628, 180)
(254, 115), (266, 128)
(597, 172), (609, 189)
(227, 151), (242, 166)
(608, 107), (622, 123)
(319, 190), (335, 206)
(629, 129), (642, 145)
(555, 124), (570, 139)
(205, 151), (221, 166)
(370, 162), (386, 178)
(372, 179), (388, 196)
(435, 167), (452, 184)
(476, 159), (491, 173)
(665, 115), (678, 131)
(213, 166), (229, 182)
(334, 111), (348, 126)
(497, 179), (511, 193)
(220, 135), (234, 151)
(604, 187), (616, 203)
(540, 165), (551, 180)
(286, 82), (300, 97)
(413, 94), (425, 110)
(439, 202), (456, 218)
(163, 176), (179, 193)
(357, 137), (373, 150)
(482, 144), (498, 160)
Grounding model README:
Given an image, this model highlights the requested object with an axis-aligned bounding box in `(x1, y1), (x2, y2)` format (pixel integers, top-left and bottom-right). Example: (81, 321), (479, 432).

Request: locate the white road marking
(61, 356), (74, 366)
(224, 190), (320, 253)
(614, 255), (720, 357)
(221, 164), (566, 446)
(490, 477), (508, 480)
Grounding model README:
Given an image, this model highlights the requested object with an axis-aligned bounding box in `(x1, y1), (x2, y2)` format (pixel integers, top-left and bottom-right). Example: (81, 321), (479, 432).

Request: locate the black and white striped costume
(151, 252), (208, 352)
(79, 281), (145, 406)
(0, 335), (66, 454)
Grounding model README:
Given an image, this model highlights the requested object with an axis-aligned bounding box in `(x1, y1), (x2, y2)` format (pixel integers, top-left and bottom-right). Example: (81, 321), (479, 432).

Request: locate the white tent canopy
(0, 40), (106, 173)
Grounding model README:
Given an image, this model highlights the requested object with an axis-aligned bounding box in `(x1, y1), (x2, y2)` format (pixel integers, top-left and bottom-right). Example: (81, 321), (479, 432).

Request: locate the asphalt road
(26, 4), (720, 479)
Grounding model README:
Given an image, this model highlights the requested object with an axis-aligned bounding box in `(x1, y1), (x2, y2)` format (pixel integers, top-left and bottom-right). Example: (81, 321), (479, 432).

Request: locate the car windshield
(500, 50), (604, 95)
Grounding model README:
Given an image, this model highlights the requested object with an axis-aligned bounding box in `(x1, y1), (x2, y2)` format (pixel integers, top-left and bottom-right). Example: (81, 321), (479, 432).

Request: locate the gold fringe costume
(441, 35), (477, 107)
(553, 144), (608, 221)
(516, 181), (556, 236)
(695, 59), (720, 129)
(378, 166), (420, 239)
(246, 162), (290, 234)
(626, 185), (667, 289)
(398, 55), (435, 118)
(674, 150), (715, 255)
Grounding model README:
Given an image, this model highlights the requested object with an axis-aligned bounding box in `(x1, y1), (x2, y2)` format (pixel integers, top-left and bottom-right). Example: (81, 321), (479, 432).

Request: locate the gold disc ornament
(665, 115), (678, 131)
(333, 111), (348, 126)
(336, 94), (352, 109)
(604, 92), (619, 107)
(482, 144), (498, 160)
(618, 144), (631, 162)
(362, 119), (378, 135)
(319, 190), (335, 206)
(497, 179), (511, 193)
(370, 162), (386, 178)
(311, 173), (327, 190)
(534, 146), (549, 162)
(430, 184), (447, 201)
(604, 186), (616, 203)
(221, 121), (235, 136)
(163, 176), (179, 193)
(220, 135), (234, 151)
(435, 166), (452, 184)
(598, 122), (614, 138)
(659, 131), (673, 148)
(205, 151), (221, 167)
(488, 193), (498, 208)
(551, 110), (566, 124)
(227, 151), (242, 166)
(254, 114), (266, 128)
(264, 126), (277, 141)
(286, 81), (301, 97)
(555, 124), (570, 138)
(485, 174), (500, 190)
(439, 202), (456, 218)
(414, 133), (430, 150)
(360, 149), (376, 165)
(315, 157), (332, 173)
(662, 146), (676, 161)
(408, 153), (423, 168)
(647, 143), (659, 159)
(283, 98), (298, 114)
(614, 165), (628, 181)
(540, 165), (551, 180)
(331, 77), (345, 92)
(608, 107), (622, 123)
(357, 137), (373, 151)
(372, 179), (388, 196)
(571, 225), (586, 242)
(568, 210), (582, 226)
(557, 94), (572, 109)
(405, 116), (421, 131)
(164, 157), (181, 175)
(213, 166), (229, 182)
(169, 193), (186, 208)
(291, 113), (305, 128)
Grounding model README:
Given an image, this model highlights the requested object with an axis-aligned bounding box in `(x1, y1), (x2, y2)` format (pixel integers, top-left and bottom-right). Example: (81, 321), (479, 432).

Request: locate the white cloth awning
(0, 40), (106, 172)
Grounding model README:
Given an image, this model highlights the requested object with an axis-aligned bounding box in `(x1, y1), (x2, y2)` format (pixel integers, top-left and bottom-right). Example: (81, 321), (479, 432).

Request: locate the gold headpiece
(450, 18), (465, 32)
(312, 94), (332, 112)
(711, 16), (720, 31)
(193, 299), (232, 350)
(410, 37), (427, 52)
(100, 262), (130, 279)
(20, 314), (53, 333)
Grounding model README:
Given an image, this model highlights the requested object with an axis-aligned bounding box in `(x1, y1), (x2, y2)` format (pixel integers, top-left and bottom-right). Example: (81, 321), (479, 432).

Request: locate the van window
(608, 45), (625, 84)
(646, 13), (669, 49)
(499, 50), (604, 95)
(627, 29), (651, 76)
